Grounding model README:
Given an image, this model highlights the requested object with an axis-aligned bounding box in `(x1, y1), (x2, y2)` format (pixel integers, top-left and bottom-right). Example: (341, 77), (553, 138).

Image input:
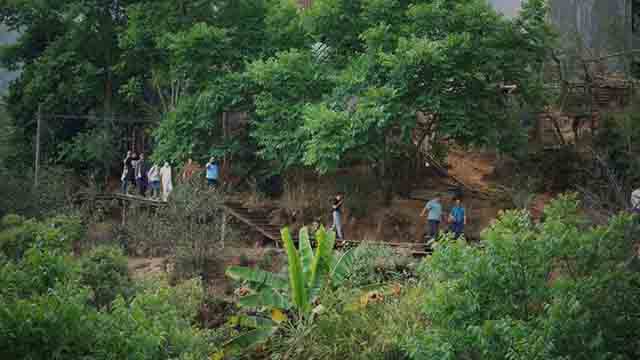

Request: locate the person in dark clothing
(331, 192), (345, 240)
(123, 151), (137, 194)
(134, 153), (148, 196)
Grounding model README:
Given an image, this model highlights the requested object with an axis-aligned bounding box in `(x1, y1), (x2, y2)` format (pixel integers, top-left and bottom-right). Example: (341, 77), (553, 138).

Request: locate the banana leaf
(298, 227), (313, 284)
(225, 266), (289, 290)
(308, 227), (336, 301)
(281, 227), (309, 315)
(331, 247), (357, 285)
(229, 314), (276, 329)
(238, 287), (291, 310)
(223, 326), (277, 354)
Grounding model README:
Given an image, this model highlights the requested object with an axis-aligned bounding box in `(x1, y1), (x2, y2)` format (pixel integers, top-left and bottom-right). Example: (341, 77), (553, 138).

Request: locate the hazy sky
(489, 0), (521, 17)
(0, 25), (19, 94)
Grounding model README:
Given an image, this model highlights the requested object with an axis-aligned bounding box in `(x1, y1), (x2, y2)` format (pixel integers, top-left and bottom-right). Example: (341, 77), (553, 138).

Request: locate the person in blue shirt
(420, 197), (443, 241)
(448, 197), (466, 239)
(205, 157), (219, 187)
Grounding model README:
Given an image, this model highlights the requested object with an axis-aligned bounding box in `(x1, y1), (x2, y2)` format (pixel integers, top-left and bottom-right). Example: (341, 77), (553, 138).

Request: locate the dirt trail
(446, 149), (497, 192)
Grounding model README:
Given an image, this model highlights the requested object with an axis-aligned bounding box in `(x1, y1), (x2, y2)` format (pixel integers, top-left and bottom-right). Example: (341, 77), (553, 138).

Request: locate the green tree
(79, 246), (132, 309)
(247, 0), (553, 179)
(248, 49), (334, 169)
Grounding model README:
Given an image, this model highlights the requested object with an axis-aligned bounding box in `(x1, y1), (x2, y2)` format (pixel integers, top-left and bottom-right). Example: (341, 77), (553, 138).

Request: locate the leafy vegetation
(1, 0), (553, 189)
(223, 227), (344, 353)
(4, 1), (639, 360)
(0, 214), (217, 359)
(407, 194), (640, 359)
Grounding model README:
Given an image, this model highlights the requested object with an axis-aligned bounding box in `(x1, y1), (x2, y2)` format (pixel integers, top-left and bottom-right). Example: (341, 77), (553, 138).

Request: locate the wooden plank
(222, 203), (279, 241)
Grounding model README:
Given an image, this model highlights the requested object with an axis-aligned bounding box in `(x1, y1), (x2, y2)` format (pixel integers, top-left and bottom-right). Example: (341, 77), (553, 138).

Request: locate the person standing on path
(134, 153), (148, 196)
(147, 163), (161, 199)
(127, 152), (138, 194)
(205, 157), (219, 188)
(420, 196), (442, 242)
(631, 188), (640, 214)
(121, 151), (132, 194)
(448, 197), (466, 239)
(181, 158), (201, 183)
(331, 192), (345, 240)
(160, 162), (174, 202)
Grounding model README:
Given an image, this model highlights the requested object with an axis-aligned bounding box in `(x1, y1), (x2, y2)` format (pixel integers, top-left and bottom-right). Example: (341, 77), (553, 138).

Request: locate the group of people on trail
(420, 195), (467, 247)
(120, 152), (219, 202)
(328, 192), (465, 245)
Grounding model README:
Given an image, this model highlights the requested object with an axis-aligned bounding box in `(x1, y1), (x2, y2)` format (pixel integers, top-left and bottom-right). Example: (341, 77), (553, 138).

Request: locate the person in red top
(181, 158), (201, 182)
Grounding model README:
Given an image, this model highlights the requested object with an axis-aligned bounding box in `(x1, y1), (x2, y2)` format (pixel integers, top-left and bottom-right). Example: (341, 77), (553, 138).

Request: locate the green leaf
(281, 227), (309, 315)
(331, 247), (357, 285)
(225, 266), (289, 290)
(237, 287), (290, 310)
(229, 314), (276, 329)
(298, 226), (313, 284)
(308, 227), (336, 301)
(224, 326), (277, 354)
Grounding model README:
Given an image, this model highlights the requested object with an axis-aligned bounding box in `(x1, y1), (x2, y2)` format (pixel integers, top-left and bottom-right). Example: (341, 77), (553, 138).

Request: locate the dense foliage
(1, 0), (554, 184)
(408, 194), (640, 359)
(224, 195), (640, 360)
(0, 214), (216, 359)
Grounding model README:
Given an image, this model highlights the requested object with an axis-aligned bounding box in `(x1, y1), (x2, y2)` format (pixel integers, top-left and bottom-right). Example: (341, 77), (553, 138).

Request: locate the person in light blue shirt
(205, 157), (219, 187)
(448, 197), (466, 238)
(420, 197), (442, 241)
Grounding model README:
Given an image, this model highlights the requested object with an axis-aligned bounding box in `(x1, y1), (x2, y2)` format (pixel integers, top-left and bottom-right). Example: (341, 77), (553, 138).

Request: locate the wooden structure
(535, 75), (636, 146)
(74, 192), (284, 242)
(73, 192), (431, 256)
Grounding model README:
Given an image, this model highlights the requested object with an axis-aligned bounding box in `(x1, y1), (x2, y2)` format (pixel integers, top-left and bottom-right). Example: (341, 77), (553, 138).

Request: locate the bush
(0, 276), (213, 360)
(79, 246), (132, 309)
(337, 244), (414, 287)
(0, 214), (214, 360)
(407, 194), (640, 359)
(0, 214), (80, 261)
(122, 182), (227, 281)
(269, 285), (425, 360)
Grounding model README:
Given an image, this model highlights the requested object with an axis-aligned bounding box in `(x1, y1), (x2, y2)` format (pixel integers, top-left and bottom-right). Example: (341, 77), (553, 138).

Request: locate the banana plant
(223, 226), (353, 354)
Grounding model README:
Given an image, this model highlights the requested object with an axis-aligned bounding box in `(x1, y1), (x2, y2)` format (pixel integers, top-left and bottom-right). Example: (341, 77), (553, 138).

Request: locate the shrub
(337, 244), (414, 287)
(0, 214), (214, 360)
(79, 246), (132, 309)
(0, 214), (80, 261)
(407, 194), (640, 359)
(269, 285), (425, 360)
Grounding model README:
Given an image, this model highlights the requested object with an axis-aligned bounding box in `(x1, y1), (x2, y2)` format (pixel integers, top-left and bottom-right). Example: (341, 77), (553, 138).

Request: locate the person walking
(134, 153), (148, 197)
(147, 163), (161, 199)
(448, 197), (466, 239)
(160, 162), (173, 202)
(331, 192), (345, 240)
(205, 157), (219, 187)
(420, 196), (442, 243)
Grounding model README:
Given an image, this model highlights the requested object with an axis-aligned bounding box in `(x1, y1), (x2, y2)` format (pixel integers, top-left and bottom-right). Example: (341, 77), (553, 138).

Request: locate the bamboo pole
(34, 104), (42, 189)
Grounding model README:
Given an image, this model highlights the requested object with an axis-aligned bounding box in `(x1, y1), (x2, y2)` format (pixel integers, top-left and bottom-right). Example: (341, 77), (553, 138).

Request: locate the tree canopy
(1, 0), (554, 177)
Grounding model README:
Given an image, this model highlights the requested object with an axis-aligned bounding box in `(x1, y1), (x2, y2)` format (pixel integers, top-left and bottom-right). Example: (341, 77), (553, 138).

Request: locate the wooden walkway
(74, 192), (431, 256)
(74, 193), (284, 241)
